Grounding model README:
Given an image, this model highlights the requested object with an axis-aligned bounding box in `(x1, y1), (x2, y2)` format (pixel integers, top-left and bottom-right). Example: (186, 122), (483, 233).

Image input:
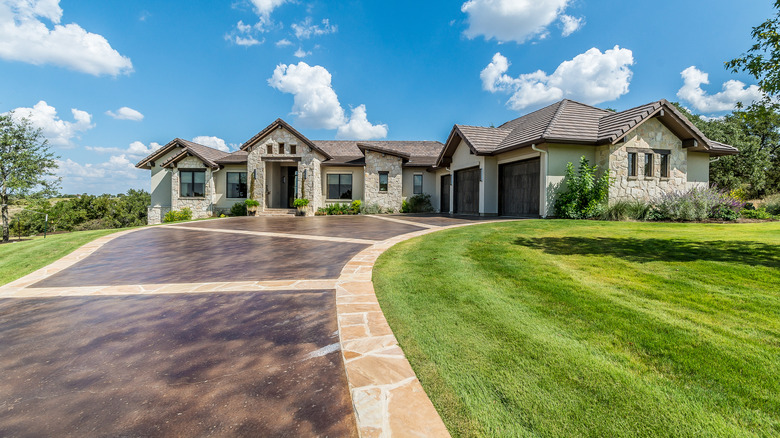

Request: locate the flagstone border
(335, 219), (514, 438)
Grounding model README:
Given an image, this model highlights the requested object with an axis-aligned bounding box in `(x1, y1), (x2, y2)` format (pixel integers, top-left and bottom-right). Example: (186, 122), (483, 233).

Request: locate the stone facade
(146, 206), (171, 225)
(171, 156), (214, 218)
(246, 127), (324, 216)
(363, 151), (403, 212)
(601, 118), (688, 201)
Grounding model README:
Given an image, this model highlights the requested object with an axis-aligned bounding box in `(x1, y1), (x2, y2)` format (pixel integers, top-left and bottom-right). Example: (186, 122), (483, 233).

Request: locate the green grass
(0, 229), (124, 286)
(373, 220), (780, 437)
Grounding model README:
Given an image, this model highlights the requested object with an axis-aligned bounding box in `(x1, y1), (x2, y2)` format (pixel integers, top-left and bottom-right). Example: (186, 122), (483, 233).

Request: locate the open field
(373, 220), (780, 437)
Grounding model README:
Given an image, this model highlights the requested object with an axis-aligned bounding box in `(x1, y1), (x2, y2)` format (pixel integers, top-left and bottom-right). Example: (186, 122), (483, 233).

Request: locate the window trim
(179, 169), (206, 198)
(290, 144), (297, 155)
(413, 173), (423, 195)
(628, 152), (637, 177)
(660, 153), (670, 178)
(378, 171), (389, 192)
(226, 171), (247, 199)
(644, 153), (654, 178)
(326, 173), (353, 200)
(266, 144), (274, 155)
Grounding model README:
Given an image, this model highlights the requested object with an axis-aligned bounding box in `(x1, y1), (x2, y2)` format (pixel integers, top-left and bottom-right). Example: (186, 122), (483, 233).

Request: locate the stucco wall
(364, 151), (403, 212)
(605, 118), (688, 200)
(246, 126), (324, 215)
(321, 166), (365, 204)
(401, 168), (436, 201)
(171, 156), (213, 219)
(450, 139), (482, 171)
(433, 168), (450, 213)
(687, 151), (710, 190)
(213, 164), (249, 210)
(150, 149), (180, 208)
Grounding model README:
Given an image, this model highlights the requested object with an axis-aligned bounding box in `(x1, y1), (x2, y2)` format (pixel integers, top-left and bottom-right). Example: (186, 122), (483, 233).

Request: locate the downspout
(530, 144), (548, 218)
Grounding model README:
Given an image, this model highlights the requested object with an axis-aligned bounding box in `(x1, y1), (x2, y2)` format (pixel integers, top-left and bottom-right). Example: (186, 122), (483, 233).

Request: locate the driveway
(0, 214), (490, 437)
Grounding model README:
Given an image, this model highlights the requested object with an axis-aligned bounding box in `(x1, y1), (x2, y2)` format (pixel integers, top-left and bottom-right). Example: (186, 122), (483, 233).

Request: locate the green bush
(317, 203), (355, 215)
(652, 187), (744, 221)
(554, 157), (611, 219)
(406, 194), (434, 213)
(230, 202), (247, 216)
(350, 200), (362, 213)
(401, 199), (410, 213)
(244, 199), (260, 208)
(598, 200), (652, 221)
(163, 207), (193, 223)
(741, 207), (775, 219)
(293, 198), (310, 208)
(765, 194), (780, 215)
(361, 203), (382, 214)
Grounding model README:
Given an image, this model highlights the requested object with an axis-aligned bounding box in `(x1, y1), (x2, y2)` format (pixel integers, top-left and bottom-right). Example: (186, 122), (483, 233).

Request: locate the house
(136, 99), (738, 223)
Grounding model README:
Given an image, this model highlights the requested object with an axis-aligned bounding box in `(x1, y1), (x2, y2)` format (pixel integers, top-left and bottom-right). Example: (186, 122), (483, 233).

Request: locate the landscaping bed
(373, 220), (780, 437)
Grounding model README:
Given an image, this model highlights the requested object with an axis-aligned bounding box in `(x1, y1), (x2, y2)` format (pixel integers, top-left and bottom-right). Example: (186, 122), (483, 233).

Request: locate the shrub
(293, 198), (310, 208)
(741, 207), (774, 219)
(765, 194), (780, 215)
(319, 203), (354, 215)
(360, 203), (382, 214)
(711, 204), (740, 221)
(244, 199), (260, 208)
(554, 157), (611, 219)
(350, 200), (362, 213)
(401, 199), (410, 213)
(598, 200), (652, 221)
(73, 218), (119, 231)
(163, 207), (193, 223)
(406, 194), (434, 213)
(653, 187), (744, 221)
(230, 202), (247, 216)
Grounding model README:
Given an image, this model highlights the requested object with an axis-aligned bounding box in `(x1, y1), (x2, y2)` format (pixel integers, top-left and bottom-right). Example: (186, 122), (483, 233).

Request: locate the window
(180, 169), (205, 197)
(227, 172), (247, 198)
(379, 172), (389, 192)
(279, 142), (285, 154)
(327, 174), (352, 199)
(290, 144), (297, 154)
(266, 144), (273, 154)
(413, 174), (423, 194)
(644, 153), (654, 177)
(660, 153), (670, 178)
(628, 152), (637, 177)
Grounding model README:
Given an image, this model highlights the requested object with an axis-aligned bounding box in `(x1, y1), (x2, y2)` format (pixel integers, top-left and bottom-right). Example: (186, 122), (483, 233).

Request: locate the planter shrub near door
(293, 198), (309, 216)
(245, 199), (260, 216)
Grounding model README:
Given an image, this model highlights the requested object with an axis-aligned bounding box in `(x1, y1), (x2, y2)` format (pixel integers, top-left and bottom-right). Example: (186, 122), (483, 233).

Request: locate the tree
(726, 0), (780, 96)
(0, 114), (60, 242)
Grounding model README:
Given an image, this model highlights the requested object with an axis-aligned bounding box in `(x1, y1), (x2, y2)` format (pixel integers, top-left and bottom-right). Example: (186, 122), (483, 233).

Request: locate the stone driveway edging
(335, 219), (512, 438)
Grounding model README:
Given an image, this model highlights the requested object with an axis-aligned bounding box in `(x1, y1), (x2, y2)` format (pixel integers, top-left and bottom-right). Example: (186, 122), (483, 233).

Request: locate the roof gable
(135, 138), (228, 169)
(239, 118), (333, 159)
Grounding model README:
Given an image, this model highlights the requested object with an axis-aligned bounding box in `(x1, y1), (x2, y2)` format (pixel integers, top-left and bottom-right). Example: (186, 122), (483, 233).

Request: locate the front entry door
(286, 167), (298, 208)
(440, 174), (451, 213)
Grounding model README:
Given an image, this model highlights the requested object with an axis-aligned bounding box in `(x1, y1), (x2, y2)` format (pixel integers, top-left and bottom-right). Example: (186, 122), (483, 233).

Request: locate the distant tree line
(9, 189), (150, 237)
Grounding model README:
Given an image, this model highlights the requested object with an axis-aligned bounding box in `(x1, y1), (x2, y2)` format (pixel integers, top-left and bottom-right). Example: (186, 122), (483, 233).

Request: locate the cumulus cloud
(294, 47), (312, 58)
(7, 100), (94, 147)
(268, 62), (387, 139)
(337, 105), (388, 140)
(481, 46), (634, 110)
(106, 106), (144, 121)
(191, 136), (231, 152)
(86, 140), (162, 159)
(461, 0), (574, 43)
(276, 38), (294, 47)
(291, 17), (337, 40)
(676, 66), (763, 113)
(0, 0), (133, 76)
(560, 14), (583, 37)
(226, 0), (289, 46)
(56, 154), (147, 194)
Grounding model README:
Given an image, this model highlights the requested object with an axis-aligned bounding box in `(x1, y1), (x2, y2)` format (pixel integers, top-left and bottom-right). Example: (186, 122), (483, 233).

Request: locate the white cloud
(0, 0), (133, 76)
(336, 105), (388, 140)
(85, 140), (161, 159)
(291, 17), (337, 40)
(226, 0), (290, 46)
(276, 38), (294, 47)
(677, 66), (763, 113)
(248, 0), (288, 16)
(191, 136), (230, 152)
(56, 154), (147, 194)
(7, 100), (94, 147)
(106, 106), (144, 121)
(481, 46), (634, 110)
(560, 14), (583, 37)
(461, 0), (574, 43)
(294, 47), (312, 58)
(268, 62), (387, 139)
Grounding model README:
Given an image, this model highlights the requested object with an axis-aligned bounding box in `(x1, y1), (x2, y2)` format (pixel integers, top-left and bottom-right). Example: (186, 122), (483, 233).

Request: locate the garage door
(454, 167), (480, 215)
(499, 158), (540, 216)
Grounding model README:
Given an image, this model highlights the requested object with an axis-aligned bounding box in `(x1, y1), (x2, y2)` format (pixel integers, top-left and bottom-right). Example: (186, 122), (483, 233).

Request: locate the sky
(0, 0), (774, 195)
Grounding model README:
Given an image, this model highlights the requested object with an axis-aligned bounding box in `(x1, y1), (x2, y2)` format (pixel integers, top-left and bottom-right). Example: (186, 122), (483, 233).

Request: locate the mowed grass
(373, 220), (780, 437)
(0, 229), (123, 286)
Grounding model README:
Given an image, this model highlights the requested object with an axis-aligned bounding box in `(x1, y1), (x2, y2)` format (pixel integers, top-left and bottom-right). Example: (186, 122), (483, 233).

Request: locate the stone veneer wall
(246, 127), (323, 215)
(364, 151), (403, 212)
(599, 118), (688, 201)
(171, 156), (214, 218)
(146, 206), (171, 225)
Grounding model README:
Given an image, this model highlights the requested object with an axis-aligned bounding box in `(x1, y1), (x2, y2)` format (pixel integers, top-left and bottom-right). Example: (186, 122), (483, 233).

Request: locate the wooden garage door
(454, 167), (480, 215)
(499, 158), (540, 216)
(440, 174), (451, 213)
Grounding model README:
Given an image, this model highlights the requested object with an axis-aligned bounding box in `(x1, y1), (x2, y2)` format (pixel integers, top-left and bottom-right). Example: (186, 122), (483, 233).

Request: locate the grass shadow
(513, 236), (780, 268)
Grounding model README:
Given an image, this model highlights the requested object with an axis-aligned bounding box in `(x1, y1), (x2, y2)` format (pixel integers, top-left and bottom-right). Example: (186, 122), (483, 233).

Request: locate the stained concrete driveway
(0, 214), (490, 437)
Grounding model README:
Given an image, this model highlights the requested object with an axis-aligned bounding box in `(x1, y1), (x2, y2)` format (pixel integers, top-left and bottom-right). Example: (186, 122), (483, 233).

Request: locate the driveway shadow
(513, 237), (780, 268)
(0, 291), (357, 437)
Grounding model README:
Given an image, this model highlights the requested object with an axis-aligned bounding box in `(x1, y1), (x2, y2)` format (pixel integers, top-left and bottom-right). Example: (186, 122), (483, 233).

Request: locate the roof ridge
(541, 100), (567, 139)
(564, 98), (613, 114)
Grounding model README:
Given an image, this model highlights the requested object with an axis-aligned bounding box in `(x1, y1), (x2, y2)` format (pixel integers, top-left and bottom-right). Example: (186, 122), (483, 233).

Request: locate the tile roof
(214, 150), (248, 164)
(454, 125), (512, 154)
(313, 140), (444, 167)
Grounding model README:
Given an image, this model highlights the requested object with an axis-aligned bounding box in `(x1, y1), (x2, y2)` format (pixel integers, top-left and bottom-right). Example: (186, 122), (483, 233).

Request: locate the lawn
(0, 229), (123, 286)
(373, 220), (780, 437)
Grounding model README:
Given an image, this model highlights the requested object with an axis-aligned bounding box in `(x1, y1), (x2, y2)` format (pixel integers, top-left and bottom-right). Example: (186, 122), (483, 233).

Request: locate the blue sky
(0, 0), (773, 194)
